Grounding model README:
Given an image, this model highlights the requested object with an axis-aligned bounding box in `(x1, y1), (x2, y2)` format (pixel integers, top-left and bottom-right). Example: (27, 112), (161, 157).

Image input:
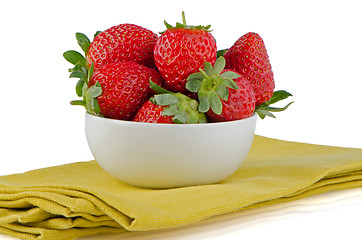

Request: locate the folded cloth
(1, 136), (362, 240)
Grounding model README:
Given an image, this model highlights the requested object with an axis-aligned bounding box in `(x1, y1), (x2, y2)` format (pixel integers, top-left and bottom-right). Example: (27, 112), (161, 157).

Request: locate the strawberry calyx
(161, 11), (212, 34)
(186, 56), (240, 115)
(149, 80), (207, 124)
(64, 32), (103, 116)
(254, 90), (294, 119)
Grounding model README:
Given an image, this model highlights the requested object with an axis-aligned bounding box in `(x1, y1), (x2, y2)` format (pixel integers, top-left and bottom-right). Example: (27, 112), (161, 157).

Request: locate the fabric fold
(1, 136), (362, 240)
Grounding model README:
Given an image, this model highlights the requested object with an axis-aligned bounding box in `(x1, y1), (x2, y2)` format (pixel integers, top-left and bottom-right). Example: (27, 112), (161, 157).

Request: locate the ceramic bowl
(85, 113), (257, 188)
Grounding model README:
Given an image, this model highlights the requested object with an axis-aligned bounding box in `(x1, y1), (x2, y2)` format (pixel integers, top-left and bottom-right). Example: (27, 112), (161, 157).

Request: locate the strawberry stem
(149, 79), (172, 94)
(70, 100), (86, 106)
(182, 11), (187, 25)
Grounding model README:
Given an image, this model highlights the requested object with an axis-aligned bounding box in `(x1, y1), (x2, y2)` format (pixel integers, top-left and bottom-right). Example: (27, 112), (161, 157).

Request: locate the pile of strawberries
(64, 12), (292, 124)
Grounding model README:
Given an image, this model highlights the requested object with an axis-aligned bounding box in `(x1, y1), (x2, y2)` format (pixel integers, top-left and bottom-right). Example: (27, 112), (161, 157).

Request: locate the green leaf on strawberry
(84, 81), (102, 115)
(70, 80), (102, 116)
(76, 32), (91, 53)
(153, 94), (179, 106)
(75, 79), (85, 97)
(69, 71), (86, 80)
(217, 49), (228, 58)
(208, 91), (223, 115)
(255, 90), (294, 119)
(160, 11), (212, 34)
(197, 91), (210, 113)
(149, 80), (171, 94)
(65, 31), (103, 115)
(265, 90), (293, 105)
(93, 31), (102, 39)
(63, 50), (87, 69)
(150, 80), (207, 124)
(87, 63), (94, 84)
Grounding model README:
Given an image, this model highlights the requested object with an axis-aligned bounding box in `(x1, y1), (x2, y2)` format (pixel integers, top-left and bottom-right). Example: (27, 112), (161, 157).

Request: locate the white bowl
(85, 113), (257, 188)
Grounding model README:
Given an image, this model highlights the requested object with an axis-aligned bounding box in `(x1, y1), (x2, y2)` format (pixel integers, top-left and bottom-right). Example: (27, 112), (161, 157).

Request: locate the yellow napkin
(1, 136), (362, 240)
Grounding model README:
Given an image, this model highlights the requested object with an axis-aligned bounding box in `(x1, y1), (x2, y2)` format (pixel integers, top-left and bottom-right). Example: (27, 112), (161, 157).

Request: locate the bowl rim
(85, 112), (257, 128)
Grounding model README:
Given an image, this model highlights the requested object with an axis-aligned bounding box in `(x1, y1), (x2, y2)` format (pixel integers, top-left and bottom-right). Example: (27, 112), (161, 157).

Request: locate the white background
(0, 0), (361, 239)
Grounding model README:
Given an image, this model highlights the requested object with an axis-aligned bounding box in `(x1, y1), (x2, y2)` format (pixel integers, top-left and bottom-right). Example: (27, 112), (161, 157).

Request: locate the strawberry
(186, 57), (255, 122)
(86, 24), (158, 69)
(133, 80), (207, 124)
(87, 62), (163, 120)
(64, 31), (164, 120)
(223, 32), (275, 106)
(154, 12), (217, 93)
(133, 100), (174, 123)
(206, 72), (256, 122)
(64, 17), (293, 123)
(187, 56), (294, 120)
(67, 61), (162, 120)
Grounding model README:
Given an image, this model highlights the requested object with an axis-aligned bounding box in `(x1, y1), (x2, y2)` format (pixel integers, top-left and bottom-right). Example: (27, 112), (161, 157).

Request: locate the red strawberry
(87, 61), (163, 120)
(154, 12), (217, 93)
(206, 71), (255, 122)
(186, 57), (255, 122)
(133, 80), (207, 124)
(86, 24), (158, 69)
(132, 100), (174, 123)
(223, 32), (275, 106)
